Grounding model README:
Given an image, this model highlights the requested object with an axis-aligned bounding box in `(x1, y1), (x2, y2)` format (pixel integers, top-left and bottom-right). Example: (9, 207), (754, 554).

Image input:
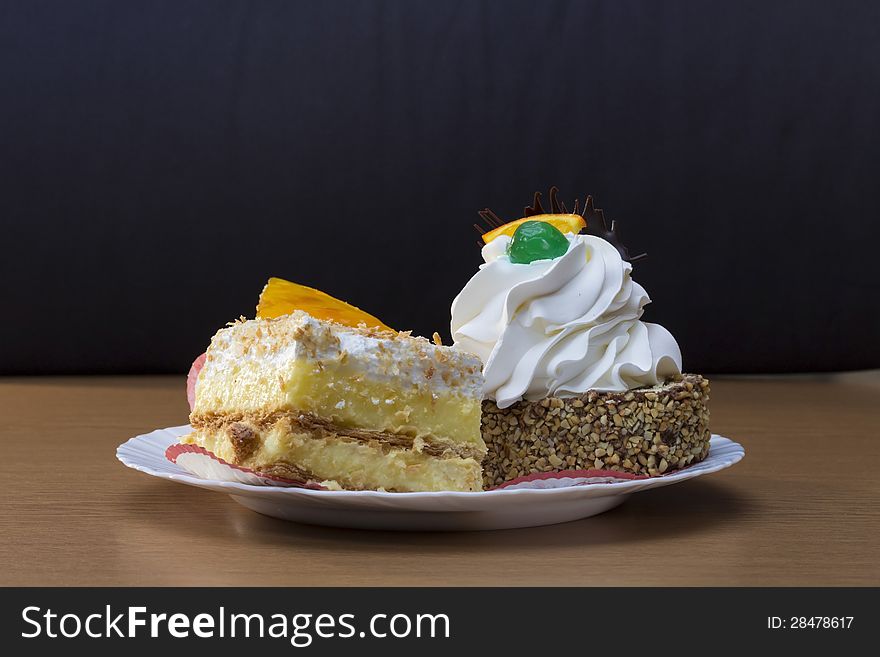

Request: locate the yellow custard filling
(184, 425), (482, 492)
(194, 357), (483, 447)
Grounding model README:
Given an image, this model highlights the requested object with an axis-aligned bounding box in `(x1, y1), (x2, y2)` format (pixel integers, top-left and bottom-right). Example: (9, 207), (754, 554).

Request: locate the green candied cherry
(507, 220), (570, 264)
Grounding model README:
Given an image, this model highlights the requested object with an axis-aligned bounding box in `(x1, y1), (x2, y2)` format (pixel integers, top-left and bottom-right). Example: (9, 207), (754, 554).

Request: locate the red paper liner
(186, 353), (206, 412)
(492, 468), (648, 490)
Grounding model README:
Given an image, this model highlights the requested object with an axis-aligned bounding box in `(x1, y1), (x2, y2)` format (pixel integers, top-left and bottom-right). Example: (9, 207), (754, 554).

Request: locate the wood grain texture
(1, 373), (878, 586)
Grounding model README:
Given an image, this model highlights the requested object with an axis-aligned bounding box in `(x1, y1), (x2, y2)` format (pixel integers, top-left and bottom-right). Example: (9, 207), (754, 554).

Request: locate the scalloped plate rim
(117, 425), (744, 503)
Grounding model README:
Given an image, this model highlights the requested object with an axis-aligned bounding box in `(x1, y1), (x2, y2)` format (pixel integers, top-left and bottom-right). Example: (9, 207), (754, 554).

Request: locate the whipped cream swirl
(451, 233), (682, 408)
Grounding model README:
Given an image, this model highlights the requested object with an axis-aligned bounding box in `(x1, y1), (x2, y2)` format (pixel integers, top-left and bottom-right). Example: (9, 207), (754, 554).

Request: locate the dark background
(1, 0), (878, 374)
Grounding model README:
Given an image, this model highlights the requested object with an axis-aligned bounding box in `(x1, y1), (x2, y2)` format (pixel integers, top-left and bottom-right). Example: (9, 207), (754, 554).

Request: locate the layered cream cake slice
(185, 310), (485, 492)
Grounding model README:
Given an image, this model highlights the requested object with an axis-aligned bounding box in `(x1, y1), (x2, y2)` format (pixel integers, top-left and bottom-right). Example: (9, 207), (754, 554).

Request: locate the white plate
(117, 426), (744, 531)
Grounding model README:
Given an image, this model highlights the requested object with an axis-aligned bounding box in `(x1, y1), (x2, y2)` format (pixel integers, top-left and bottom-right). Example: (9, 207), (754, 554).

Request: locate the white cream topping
(451, 233), (682, 408)
(202, 312), (484, 399)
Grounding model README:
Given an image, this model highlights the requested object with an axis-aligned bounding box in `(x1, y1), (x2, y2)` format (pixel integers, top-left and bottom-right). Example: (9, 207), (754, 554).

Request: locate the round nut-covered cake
(452, 189), (710, 489)
(480, 374), (710, 488)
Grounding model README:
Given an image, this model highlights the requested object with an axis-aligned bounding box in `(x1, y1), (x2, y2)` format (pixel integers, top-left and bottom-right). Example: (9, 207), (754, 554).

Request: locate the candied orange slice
(481, 213), (586, 244)
(256, 277), (393, 331)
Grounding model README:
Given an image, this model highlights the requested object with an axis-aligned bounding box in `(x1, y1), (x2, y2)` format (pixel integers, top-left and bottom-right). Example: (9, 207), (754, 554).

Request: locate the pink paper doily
(165, 443), (326, 490)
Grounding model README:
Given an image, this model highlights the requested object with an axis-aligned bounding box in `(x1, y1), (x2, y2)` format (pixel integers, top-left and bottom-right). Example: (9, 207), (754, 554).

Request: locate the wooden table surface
(1, 372), (878, 586)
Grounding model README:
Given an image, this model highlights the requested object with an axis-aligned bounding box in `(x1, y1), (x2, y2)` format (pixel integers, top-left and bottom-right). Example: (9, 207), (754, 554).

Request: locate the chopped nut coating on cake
(480, 374), (710, 487)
